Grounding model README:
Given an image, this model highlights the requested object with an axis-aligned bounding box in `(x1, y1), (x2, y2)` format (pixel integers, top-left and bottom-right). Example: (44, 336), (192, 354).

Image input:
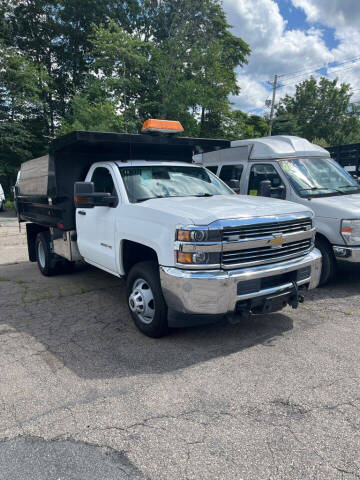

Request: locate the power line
(278, 55), (360, 80)
(277, 63), (360, 89)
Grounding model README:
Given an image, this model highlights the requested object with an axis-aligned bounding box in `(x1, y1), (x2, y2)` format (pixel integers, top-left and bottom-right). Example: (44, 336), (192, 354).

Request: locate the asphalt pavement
(0, 227), (359, 479)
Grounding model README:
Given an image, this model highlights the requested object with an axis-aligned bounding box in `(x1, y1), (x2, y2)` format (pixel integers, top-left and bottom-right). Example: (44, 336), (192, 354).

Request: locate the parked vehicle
(195, 135), (360, 285)
(17, 123), (321, 337)
(12, 171), (21, 213)
(0, 184), (5, 211)
(327, 143), (360, 181)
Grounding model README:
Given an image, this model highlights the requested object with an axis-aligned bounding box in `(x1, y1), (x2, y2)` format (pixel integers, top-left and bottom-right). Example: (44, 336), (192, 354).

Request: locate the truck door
(76, 166), (119, 273)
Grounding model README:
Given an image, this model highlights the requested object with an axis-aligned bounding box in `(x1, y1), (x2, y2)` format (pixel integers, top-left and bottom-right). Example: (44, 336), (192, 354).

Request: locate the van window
(206, 166), (218, 175)
(219, 165), (243, 186)
(248, 164), (285, 199)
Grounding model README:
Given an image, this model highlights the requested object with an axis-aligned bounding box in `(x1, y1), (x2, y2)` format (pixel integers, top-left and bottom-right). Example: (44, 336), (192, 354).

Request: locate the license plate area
(237, 266), (311, 296)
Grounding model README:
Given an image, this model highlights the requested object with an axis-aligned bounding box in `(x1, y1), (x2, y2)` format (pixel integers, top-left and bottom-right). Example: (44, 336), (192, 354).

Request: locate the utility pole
(268, 74), (278, 136)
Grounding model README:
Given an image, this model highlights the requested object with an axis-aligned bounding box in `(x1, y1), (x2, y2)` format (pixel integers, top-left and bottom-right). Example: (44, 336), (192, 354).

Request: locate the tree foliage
(274, 77), (360, 145)
(0, 0), (252, 193)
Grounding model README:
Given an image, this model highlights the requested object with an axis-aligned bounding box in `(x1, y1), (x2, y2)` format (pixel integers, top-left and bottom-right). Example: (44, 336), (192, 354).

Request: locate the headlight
(176, 226), (221, 266)
(176, 228), (221, 242)
(176, 251), (221, 265)
(341, 219), (360, 245)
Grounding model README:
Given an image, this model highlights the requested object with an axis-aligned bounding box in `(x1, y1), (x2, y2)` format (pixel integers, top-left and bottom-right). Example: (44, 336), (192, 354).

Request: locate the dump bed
(17, 130), (229, 230)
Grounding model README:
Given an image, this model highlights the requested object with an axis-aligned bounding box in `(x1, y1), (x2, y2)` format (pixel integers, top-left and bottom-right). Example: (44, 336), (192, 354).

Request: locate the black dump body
(17, 130), (230, 230)
(327, 143), (360, 174)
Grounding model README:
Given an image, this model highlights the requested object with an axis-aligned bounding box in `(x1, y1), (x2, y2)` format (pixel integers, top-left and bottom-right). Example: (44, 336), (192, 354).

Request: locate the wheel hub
(129, 278), (155, 324)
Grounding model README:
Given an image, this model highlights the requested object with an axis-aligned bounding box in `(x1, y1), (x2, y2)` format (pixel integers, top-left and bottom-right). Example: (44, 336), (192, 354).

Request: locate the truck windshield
(279, 157), (360, 197)
(119, 165), (234, 203)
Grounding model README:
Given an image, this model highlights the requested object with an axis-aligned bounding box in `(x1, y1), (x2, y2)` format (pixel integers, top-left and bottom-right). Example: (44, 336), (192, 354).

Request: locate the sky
(222, 0), (360, 113)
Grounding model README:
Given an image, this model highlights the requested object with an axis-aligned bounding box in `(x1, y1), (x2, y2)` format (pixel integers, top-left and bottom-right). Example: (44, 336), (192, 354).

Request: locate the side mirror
(227, 179), (240, 193)
(276, 185), (286, 199)
(259, 180), (272, 197)
(74, 182), (117, 208)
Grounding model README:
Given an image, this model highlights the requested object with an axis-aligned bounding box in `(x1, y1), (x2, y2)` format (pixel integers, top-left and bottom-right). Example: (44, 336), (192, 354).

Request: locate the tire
(126, 261), (169, 337)
(0, 201), (4, 212)
(58, 259), (76, 274)
(315, 236), (336, 286)
(35, 232), (59, 276)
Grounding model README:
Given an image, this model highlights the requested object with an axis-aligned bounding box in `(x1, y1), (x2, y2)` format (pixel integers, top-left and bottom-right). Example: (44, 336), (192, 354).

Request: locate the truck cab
(17, 125), (321, 337)
(195, 135), (360, 285)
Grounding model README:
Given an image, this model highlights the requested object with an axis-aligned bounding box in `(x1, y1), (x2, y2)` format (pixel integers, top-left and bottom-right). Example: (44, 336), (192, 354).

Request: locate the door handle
(78, 210), (86, 215)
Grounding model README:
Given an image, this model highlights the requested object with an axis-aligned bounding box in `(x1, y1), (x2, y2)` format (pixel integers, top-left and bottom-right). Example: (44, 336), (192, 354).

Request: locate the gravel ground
(0, 224), (359, 480)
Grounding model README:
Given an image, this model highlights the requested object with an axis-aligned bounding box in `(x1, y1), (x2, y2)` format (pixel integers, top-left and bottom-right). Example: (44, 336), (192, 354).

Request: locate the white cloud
(223, 0), (360, 113)
(291, 0), (360, 30)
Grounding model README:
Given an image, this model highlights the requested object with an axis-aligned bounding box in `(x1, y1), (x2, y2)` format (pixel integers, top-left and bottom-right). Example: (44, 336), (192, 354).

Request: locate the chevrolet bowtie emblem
(268, 235), (286, 247)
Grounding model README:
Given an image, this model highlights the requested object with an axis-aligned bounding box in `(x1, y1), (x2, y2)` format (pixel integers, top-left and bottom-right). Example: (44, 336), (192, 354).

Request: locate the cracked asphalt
(0, 222), (359, 479)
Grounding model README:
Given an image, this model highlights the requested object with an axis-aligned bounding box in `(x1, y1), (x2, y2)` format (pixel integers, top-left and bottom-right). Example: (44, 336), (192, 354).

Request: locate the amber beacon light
(141, 119), (184, 134)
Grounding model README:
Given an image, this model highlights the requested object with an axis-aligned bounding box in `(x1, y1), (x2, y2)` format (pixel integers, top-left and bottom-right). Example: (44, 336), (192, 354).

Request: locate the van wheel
(0, 201), (5, 212)
(35, 232), (59, 276)
(316, 237), (336, 285)
(126, 261), (169, 337)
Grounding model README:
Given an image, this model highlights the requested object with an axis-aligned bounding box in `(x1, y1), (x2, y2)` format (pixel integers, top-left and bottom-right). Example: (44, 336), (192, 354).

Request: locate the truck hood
(141, 195), (312, 225)
(309, 193), (360, 219)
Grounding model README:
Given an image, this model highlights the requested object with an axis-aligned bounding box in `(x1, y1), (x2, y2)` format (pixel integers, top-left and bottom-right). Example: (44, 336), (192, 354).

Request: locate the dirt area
(0, 219), (28, 265)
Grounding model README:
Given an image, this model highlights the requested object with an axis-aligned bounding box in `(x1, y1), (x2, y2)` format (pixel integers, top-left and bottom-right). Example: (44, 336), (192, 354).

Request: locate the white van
(194, 136), (360, 285)
(0, 184), (5, 211)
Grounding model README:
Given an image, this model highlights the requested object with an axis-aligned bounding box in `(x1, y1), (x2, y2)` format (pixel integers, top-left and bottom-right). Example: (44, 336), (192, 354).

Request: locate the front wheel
(316, 237), (336, 285)
(126, 261), (169, 337)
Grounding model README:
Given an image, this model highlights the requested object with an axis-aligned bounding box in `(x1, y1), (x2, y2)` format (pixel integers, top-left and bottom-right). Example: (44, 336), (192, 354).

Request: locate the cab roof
(231, 135), (330, 160)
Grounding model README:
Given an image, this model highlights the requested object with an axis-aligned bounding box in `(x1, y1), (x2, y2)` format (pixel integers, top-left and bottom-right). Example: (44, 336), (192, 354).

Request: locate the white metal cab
(194, 135), (360, 285)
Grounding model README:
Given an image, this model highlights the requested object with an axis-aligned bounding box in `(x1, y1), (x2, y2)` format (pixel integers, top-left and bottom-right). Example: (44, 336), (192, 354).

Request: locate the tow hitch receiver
(229, 283), (307, 323)
(288, 281), (305, 309)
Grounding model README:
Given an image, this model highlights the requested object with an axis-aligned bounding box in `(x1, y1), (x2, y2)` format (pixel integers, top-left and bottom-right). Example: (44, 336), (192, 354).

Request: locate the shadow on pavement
(0, 262), (294, 379)
(306, 262), (360, 302)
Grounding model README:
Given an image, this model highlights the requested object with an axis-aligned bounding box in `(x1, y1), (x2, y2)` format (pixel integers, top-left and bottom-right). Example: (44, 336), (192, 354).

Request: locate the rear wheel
(126, 261), (168, 337)
(316, 236), (336, 285)
(35, 232), (59, 276)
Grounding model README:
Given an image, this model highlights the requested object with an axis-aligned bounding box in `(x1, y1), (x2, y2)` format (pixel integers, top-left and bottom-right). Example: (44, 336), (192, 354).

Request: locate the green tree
(59, 94), (128, 135)
(221, 110), (268, 140)
(86, 0), (250, 137)
(0, 45), (44, 193)
(274, 76), (360, 145)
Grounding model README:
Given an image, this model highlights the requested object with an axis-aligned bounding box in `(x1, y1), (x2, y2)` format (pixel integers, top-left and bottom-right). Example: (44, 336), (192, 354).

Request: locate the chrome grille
(222, 239), (312, 267)
(222, 218), (312, 242)
(221, 217), (313, 268)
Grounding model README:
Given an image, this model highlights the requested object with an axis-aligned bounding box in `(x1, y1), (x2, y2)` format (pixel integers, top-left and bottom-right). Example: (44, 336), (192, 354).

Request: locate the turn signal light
(74, 196), (89, 203)
(177, 252), (193, 264)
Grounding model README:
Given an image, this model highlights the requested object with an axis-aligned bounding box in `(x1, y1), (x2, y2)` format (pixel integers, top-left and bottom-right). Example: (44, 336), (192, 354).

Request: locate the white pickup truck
(195, 135), (360, 285)
(17, 123), (321, 337)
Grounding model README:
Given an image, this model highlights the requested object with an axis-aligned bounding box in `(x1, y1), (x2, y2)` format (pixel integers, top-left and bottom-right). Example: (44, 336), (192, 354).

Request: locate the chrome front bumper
(160, 249), (322, 315)
(333, 245), (360, 263)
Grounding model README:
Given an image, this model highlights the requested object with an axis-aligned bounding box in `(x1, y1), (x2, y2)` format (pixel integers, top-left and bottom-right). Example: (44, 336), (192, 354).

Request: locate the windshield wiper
(192, 193), (214, 197)
(337, 185), (360, 190)
(299, 187), (342, 194)
(137, 195), (166, 203)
